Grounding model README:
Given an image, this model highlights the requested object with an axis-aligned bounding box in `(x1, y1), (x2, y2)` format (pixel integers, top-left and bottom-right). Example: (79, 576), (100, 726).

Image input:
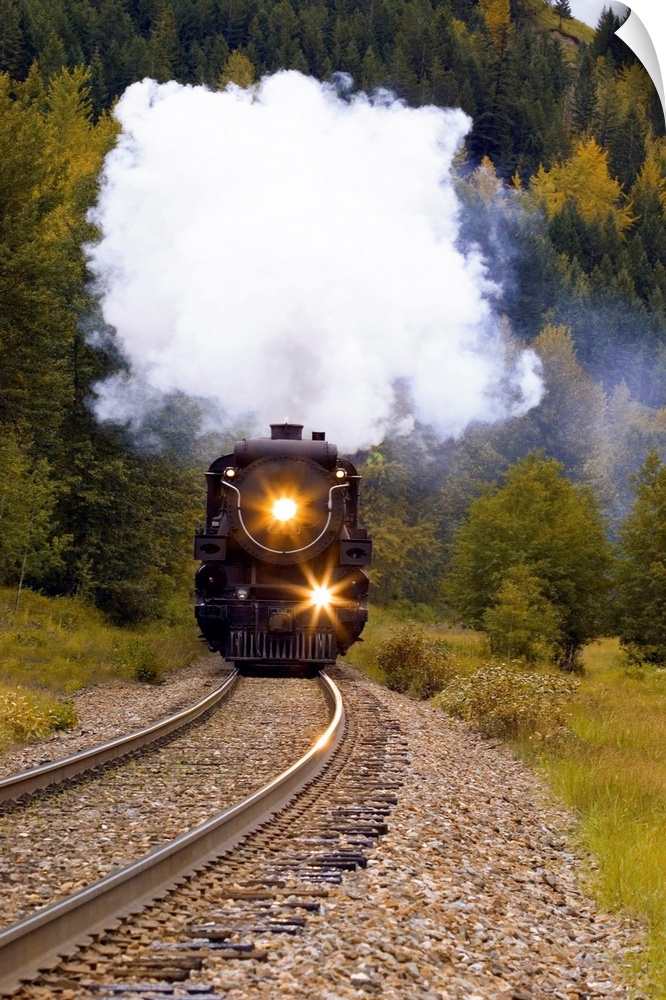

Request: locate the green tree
(571, 47), (595, 135)
(299, 5), (328, 77)
(0, 71), (73, 453)
(615, 452), (666, 663)
(445, 453), (612, 666)
(358, 445), (445, 607)
(482, 564), (563, 661)
(0, 430), (69, 604)
(0, 0), (25, 77)
(552, 0), (572, 29)
(608, 106), (646, 191)
(592, 6), (630, 69)
(39, 31), (68, 82)
(605, 383), (666, 525)
(63, 425), (201, 623)
(148, 2), (180, 81)
(0, 69), (115, 459)
(368, 513), (442, 606)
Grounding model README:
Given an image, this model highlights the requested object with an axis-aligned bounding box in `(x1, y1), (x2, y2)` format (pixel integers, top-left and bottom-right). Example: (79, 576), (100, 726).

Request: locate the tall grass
(529, 639), (666, 997)
(539, 4), (595, 44)
(0, 586), (202, 751)
(352, 609), (666, 994)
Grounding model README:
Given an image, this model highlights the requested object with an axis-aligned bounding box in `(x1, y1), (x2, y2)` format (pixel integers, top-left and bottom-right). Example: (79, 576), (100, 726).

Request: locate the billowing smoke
(87, 71), (542, 451)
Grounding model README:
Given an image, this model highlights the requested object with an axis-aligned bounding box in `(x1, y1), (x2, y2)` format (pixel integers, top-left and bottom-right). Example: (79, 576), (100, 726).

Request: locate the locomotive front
(194, 423), (371, 668)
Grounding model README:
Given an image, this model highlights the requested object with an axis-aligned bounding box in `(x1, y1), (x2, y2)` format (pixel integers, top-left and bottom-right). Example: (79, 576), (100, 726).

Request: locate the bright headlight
(272, 497), (298, 522)
(311, 585), (333, 609)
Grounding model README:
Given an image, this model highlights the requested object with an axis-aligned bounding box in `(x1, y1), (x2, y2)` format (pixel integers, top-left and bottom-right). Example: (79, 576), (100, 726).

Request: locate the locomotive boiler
(194, 423), (371, 668)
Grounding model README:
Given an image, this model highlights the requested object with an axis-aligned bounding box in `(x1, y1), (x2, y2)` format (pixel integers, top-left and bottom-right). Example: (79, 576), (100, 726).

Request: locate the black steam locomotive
(194, 423), (371, 668)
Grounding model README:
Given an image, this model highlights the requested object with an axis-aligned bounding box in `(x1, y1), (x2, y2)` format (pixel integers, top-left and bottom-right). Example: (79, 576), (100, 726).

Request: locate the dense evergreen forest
(1, 0), (666, 661)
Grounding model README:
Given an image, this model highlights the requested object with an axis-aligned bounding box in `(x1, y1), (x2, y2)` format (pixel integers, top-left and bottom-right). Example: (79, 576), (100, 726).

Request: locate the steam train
(194, 423), (371, 668)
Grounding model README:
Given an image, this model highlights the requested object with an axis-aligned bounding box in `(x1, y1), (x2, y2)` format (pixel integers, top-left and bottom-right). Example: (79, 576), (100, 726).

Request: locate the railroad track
(2, 666), (408, 999)
(0, 671), (348, 996)
(0, 670), (240, 808)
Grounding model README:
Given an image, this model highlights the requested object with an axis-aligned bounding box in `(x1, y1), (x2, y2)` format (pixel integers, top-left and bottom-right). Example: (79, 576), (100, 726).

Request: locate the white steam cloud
(87, 71), (542, 450)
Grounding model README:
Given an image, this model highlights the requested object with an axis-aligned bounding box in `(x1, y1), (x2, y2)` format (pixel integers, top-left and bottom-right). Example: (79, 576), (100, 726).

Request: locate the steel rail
(0, 669), (240, 806)
(0, 671), (344, 997)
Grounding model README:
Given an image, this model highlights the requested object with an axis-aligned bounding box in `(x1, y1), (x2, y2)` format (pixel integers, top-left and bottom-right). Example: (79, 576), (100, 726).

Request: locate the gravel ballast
(0, 664), (329, 930)
(1, 659), (642, 999)
(227, 677), (638, 1000)
(0, 657), (228, 778)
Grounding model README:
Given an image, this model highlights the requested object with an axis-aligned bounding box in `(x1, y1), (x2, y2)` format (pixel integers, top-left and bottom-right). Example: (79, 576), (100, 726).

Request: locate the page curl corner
(616, 9), (665, 122)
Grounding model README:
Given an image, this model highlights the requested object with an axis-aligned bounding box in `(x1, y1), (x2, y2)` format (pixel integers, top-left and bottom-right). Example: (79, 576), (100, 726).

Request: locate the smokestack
(270, 423), (303, 440)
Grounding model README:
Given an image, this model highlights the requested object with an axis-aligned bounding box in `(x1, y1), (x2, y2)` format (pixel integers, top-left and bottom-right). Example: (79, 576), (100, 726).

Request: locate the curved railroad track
(0, 671), (347, 996)
(0, 671), (240, 808)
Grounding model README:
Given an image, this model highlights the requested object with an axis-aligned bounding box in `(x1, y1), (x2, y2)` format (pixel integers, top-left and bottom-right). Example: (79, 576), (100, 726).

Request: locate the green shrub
(111, 639), (163, 684)
(48, 699), (78, 731)
(433, 662), (579, 741)
(375, 625), (457, 699)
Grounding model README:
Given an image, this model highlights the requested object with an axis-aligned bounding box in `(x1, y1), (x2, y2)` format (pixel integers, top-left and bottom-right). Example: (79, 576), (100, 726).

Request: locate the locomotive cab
(194, 423), (371, 668)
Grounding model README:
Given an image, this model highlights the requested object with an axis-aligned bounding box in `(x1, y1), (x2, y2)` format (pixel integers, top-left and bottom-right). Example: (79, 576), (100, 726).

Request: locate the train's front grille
(228, 629), (335, 662)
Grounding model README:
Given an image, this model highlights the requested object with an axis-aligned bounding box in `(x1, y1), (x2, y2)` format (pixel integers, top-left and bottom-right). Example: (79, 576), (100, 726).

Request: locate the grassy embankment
(348, 608), (666, 998)
(540, 5), (595, 45)
(0, 586), (202, 751)
(541, 639), (666, 998)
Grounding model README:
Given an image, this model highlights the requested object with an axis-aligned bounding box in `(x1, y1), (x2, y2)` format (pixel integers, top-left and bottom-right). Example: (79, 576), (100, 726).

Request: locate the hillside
(0, 0), (665, 638)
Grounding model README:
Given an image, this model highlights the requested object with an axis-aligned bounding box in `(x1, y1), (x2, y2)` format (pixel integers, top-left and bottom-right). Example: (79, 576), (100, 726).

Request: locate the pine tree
(0, 68), (115, 490)
(0, 430), (68, 594)
(299, 5), (327, 77)
(479, 0), (512, 50)
(39, 30), (68, 82)
(608, 106), (646, 191)
(571, 47), (595, 135)
(0, 0), (25, 76)
(530, 137), (634, 231)
(553, 0), (572, 29)
(592, 6), (629, 68)
(148, 2), (180, 81)
(360, 45), (383, 90)
(218, 49), (255, 88)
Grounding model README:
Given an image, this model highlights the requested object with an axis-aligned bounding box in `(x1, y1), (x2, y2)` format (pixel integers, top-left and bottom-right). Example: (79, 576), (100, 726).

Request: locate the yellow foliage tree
(530, 137), (634, 230)
(0, 68), (116, 451)
(615, 63), (656, 122)
(219, 51), (256, 90)
(471, 155), (502, 203)
(31, 68), (117, 241)
(479, 0), (512, 48)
